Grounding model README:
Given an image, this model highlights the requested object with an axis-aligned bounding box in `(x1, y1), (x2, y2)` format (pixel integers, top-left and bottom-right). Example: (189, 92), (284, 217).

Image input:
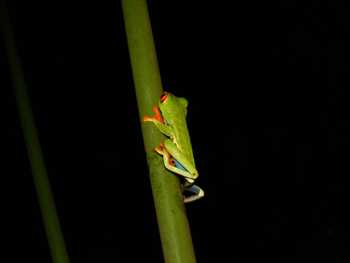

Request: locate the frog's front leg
(143, 106), (173, 137)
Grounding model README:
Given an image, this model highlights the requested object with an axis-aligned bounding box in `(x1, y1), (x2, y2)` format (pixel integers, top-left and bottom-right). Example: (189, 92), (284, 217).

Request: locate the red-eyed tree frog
(143, 91), (204, 203)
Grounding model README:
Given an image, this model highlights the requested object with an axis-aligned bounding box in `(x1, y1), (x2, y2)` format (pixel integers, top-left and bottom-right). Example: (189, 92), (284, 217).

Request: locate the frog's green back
(159, 93), (195, 165)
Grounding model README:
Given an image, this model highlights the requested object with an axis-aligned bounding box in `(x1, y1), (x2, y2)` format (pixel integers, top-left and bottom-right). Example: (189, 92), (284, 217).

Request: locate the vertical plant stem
(121, 0), (197, 262)
(0, 2), (70, 263)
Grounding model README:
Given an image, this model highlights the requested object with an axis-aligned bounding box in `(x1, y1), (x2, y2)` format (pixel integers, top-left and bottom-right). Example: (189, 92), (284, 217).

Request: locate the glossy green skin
(144, 92), (204, 203)
(158, 93), (198, 182)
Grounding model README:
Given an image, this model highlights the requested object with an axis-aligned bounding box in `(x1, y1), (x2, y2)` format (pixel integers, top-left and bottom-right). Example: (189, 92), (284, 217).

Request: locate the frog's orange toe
(143, 115), (152, 122)
(152, 106), (164, 123)
(155, 143), (170, 157)
(143, 106), (164, 123)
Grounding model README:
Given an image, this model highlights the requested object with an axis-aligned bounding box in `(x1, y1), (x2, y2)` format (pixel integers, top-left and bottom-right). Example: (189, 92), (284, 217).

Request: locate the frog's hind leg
(155, 143), (192, 178)
(163, 139), (199, 180)
(155, 143), (205, 203)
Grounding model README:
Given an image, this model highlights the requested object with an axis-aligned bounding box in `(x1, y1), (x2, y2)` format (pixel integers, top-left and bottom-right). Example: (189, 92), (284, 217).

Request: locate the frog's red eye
(160, 92), (168, 103)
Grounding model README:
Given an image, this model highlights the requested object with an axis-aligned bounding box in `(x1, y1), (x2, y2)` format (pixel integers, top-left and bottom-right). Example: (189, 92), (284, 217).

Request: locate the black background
(2, 1), (350, 262)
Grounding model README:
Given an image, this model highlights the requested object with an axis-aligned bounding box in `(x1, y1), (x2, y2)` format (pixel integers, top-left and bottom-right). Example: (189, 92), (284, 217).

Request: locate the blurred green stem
(121, 0), (197, 262)
(0, 2), (70, 263)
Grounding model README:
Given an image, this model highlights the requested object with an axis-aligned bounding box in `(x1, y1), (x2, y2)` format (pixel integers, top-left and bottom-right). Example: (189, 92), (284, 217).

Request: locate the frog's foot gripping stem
(143, 106), (164, 124)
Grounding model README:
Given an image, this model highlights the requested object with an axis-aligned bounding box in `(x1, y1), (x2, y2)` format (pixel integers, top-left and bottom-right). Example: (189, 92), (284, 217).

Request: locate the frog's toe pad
(154, 143), (165, 155)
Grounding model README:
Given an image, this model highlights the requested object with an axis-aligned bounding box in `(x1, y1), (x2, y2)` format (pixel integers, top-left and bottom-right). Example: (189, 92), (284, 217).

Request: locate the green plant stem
(121, 1), (197, 262)
(0, 2), (70, 263)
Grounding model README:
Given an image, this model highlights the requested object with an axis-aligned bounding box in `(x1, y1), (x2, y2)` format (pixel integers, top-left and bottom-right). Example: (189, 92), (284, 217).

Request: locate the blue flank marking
(174, 159), (187, 172)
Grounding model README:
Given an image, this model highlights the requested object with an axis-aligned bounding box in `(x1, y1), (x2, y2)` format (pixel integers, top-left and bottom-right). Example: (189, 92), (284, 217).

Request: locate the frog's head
(158, 92), (188, 122)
